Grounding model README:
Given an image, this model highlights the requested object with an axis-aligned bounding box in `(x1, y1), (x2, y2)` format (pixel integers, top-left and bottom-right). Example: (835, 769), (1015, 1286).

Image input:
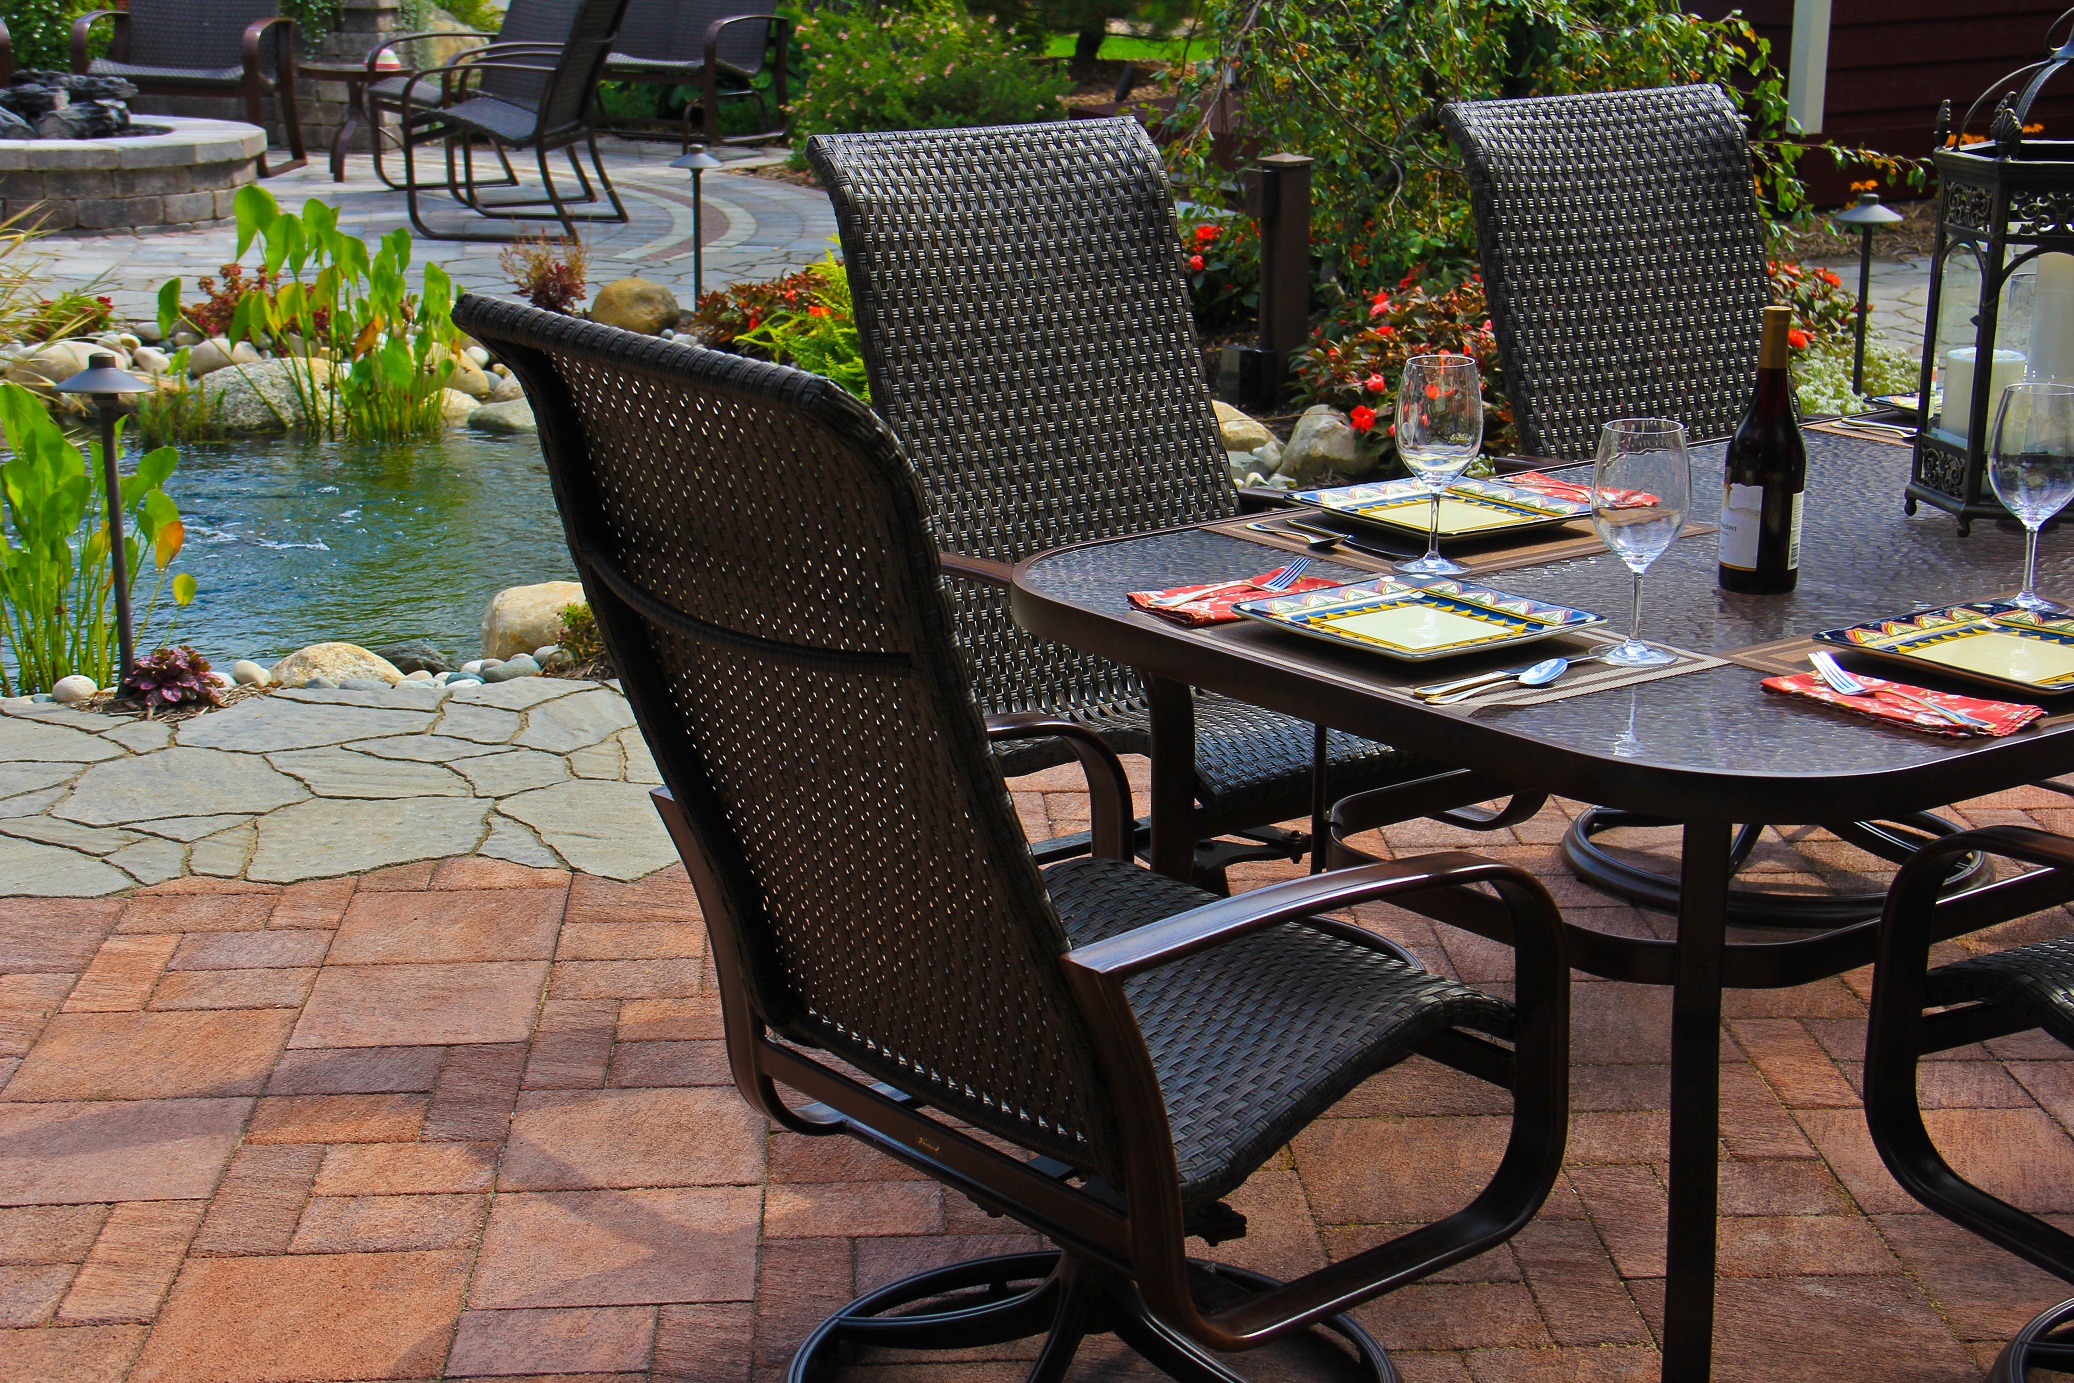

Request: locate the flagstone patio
(0, 763), (2068, 1382)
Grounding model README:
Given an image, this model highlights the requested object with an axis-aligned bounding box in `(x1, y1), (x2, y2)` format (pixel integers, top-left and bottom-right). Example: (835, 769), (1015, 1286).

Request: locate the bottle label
(1720, 483), (1763, 569)
(1787, 491), (1803, 571)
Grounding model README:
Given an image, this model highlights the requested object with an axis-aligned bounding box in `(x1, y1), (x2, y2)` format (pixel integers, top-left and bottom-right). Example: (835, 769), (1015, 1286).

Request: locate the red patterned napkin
(1128, 570), (1344, 627)
(1506, 471), (1657, 509)
(1761, 671), (2044, 737)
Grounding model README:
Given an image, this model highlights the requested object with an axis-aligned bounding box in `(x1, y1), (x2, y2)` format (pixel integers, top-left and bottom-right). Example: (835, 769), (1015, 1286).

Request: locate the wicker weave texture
(611, 0), (768, 77)
(1441, 85), (1770, 460)
(1927, 937), (2074, 1052)
(120, 0), (284, 76)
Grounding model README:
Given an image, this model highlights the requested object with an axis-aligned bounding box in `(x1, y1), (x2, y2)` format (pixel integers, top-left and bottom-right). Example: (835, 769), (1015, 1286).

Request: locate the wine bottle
(1718, 304), (1808, 595)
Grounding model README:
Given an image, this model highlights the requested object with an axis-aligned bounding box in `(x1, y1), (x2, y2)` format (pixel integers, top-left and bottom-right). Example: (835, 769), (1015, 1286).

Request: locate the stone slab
(0, 816), (140, 855)
(477, 817), (561, 870)
(178, 698), (437, 753)
(448, 678), (590, 710)
(98, 719), (174, 753)
(276, 686), (450, 710)
(106, 836), (186, 885)
(188, 823), (253, 878)
(434, 704), (521, 745)
(266, 747), (470, 799)
(0, 788), (68, 820)
(452, 750), (567, 798)
(245, 797), (491, 883)
(0, 719), (127, 764)
(347, 735), (514, 763)
(0, 835), (133, 896)
(513, 689), (636, 754)
(0, 764), (80, 799)
(497, 781), (674, 882)
(125, 814), (255, 842)
(55, 747), (307, 826)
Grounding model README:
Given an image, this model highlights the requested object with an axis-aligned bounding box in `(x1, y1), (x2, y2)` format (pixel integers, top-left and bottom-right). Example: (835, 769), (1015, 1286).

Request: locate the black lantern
(1913, 25), (2074, 533)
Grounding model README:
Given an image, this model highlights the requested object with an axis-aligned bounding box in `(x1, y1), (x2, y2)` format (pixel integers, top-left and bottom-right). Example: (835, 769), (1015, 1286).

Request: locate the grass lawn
(1041, 32), (1202, 63)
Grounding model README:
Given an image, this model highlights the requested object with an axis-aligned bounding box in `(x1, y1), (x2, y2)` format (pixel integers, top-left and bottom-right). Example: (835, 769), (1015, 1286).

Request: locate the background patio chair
(396, 0), (632, 242)
(1862, 824), (2074, 1381)
(70, 0), (306, 177)
(811, 118), (1541, 887)
(453, 288), (1572, 1383)
(603, 0), (788, 150)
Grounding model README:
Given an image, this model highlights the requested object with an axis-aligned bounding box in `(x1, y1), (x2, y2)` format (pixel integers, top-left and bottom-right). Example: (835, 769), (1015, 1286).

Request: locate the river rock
(468, 398), (535, 434)
(268, 643), (404, 689)
(230, 660), (270, 687)
(131, 345), (172, 375)
(1276, 406), (1360, 484)
(186, 338), (236, 376)
(590, 277), (679, 336)
(0, 108), (31, 139)
(376, 641), (451, 675)
(447, 353), (493, 399)
(481, 581), (586, 662)
(5, 339), (93, 395)
(338, 677), (392, 692)
(440, 388), (477, 426)
(197, 358), (333, 432)
(50, 675), (96, 705)
(1213, 400), (1275, 454)
(486, 373), (524, 403)
(483, 653), (541, 683)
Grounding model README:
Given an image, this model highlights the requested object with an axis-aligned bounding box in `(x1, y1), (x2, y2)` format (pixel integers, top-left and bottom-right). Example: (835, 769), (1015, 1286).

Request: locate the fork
(1807, 650), (1992, 730)
(1145, 557), (1313, 608)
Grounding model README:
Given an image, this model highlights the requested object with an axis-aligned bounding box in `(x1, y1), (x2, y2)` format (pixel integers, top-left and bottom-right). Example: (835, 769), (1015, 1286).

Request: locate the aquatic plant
(0, 383), (196, 696)
(119, 644), (221, 713)
(133, 349), (231, 448)
(500, 234), (589, 315)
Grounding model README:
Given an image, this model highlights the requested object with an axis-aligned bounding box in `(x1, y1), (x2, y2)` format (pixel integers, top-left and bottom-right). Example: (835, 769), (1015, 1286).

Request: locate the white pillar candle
(1944, 346), (2028, 443)
(2030, 253), (2074, 382)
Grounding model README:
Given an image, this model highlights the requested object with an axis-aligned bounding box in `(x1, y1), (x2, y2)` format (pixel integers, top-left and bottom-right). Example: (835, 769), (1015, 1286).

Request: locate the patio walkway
(0, 766), (2068, 1381)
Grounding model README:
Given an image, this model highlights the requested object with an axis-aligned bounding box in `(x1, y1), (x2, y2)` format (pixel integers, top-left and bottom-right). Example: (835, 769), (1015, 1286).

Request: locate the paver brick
(56, 1201), (205, 1323)
(247, 1094), (427, 1144)
(445, 1305), (654, 1377)
(288, 1193), (483, 1253)
(61, 935), (178, 1012)
(4, 1010), (293, 1101)
(189, 1144), (324, 1257)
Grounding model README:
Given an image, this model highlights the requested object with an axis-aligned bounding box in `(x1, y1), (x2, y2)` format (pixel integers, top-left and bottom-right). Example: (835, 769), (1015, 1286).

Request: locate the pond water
(159, 431), (577, 666)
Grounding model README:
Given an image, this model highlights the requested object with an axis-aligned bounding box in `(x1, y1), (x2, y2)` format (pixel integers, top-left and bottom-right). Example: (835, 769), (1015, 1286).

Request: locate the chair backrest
(451, 292), (1126, 1182)
(473, 0), (624, 130)
(810, 118), (1232, 721)
(613, 0), (769, 75)
(1441, 85), (1771, 459)
(126, 0), (283, 74)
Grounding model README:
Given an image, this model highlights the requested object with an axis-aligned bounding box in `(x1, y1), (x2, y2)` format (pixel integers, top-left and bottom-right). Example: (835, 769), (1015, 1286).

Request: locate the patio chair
(810, 118), (1542, 887)
(1862, 825), (2074, 1381)
(450, 288), (1573, 1383)
(395, 0), (633, 242)
(70, 0), (306, 177)
(1436, 84), (1986, 925)
(603, 0), (789, 150)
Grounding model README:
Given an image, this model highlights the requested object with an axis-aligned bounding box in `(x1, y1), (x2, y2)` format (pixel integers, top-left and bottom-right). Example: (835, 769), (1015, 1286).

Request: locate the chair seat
(368, 73), (451, 108)
(90, 58), (250, 87)
(424, 94), (542, 142)
(1927, 937), (2074, 1049)
(1044, 856), (1514, 1204)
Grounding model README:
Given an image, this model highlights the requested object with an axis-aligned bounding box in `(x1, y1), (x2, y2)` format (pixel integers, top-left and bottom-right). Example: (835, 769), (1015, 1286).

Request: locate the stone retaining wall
(0, 117), (265, 232)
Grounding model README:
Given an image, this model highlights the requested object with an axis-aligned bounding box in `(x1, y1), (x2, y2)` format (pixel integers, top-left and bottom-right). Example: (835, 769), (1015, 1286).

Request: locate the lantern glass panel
(1932, 242), (1986, 437)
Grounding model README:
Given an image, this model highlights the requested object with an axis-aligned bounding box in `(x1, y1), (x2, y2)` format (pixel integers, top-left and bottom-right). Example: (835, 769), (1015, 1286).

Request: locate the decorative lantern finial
(1994, 96), (2024, 157)
(1934, 98), (1952, 148)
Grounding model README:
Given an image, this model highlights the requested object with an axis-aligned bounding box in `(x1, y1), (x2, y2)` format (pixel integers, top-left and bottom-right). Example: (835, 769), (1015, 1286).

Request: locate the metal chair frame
(600, 0), (790, 151)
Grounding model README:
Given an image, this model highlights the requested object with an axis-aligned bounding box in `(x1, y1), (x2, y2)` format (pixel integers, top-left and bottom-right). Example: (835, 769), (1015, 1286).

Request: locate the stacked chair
(453, 288), (1573, 1383)
(603, 0), (789, 150)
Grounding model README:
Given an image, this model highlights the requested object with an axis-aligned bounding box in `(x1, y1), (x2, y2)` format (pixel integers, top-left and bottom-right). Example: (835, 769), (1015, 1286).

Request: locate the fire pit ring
(0, 115), (265, 233)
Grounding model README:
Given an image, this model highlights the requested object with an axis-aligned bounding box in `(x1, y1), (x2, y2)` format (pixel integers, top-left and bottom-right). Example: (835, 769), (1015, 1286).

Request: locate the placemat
(1285, 628), (1728, 712)
(1807, 418), (1915, 448)
(1213, 512), (1718, 580)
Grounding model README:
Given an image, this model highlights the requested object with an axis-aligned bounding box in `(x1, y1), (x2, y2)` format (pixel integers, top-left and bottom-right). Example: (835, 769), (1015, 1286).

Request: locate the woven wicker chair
(1862, 825), (2074, 1382)
(810, 118), (1539, 885)
(1440, 84), (1769, 462)
(395, 0), (632, 242)
(453, 288), (1572, 1383)
(70, 0), (306, 177)
(603, 0), (788, 151)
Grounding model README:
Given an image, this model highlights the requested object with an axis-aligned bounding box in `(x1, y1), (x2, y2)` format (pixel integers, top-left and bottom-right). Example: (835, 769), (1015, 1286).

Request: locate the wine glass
(1988, 380), (2074, 613)
(1592, 419), (1692, 667)
(1394, 353), (1484, 577)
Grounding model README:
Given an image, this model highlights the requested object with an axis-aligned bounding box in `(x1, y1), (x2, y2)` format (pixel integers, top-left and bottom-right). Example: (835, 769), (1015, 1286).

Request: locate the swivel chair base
(788, 1251), (1394, 1383)
(1989, 1295), (2074, 1381)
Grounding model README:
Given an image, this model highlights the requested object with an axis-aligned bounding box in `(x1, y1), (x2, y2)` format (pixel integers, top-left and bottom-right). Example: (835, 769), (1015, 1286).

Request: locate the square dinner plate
(1813, 601), (2074, 696)
(1233, 576), (1604, 662)
(1289, 476), (1591, 542)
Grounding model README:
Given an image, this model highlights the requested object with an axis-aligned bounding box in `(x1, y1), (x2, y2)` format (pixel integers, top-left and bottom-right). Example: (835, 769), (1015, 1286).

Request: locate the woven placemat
(1214, 512), (1717, 580)
(1308, 630), (1728, 712)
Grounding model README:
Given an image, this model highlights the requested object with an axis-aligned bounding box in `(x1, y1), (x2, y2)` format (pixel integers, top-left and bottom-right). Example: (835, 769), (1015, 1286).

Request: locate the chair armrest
(0, 17), (12, 85)
(939, 550), (1013, 586)
(703, 11), (785, 59)
(71, 9), (123, 74)
(986, 713), (1133, 861)
(399, 55), (560, 120)
(243, 16), (295, 77)
(363, 28), (492, 76)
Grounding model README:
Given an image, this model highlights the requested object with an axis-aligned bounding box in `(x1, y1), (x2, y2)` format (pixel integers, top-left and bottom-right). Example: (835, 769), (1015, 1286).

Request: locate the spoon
(1423, 655), (1584, 704)
(1415, 652), (1612, 701)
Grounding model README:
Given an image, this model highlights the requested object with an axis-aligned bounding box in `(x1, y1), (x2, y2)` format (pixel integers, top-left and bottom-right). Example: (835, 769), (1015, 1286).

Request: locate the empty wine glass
(1593, 419), (1692, 668)
(1395, 353), (1484, 577)
(1988, 380), (2074, 613)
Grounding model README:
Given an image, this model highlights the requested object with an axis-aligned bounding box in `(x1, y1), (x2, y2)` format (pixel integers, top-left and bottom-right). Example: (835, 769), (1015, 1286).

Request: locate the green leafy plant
(155, 187), (460, 442)
(24, 291), (116, 343)
(0, 383), (196, 696)
(731, 253), (870, 400)
(689, 264), (822, 350)
(120, 645), (222, 713)
(134, 351), (231, 448)
(789, 0), (1072, 142)
(1178, 210), (1260, 330)
(558, 601), (602, 664)
(0, 0), (104, 71)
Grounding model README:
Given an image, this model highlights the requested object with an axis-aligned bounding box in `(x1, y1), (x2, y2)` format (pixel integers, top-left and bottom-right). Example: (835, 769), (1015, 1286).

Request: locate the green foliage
(1770, 257), (1913, 415)
(0, 0), (101, 72)
(689, 264), (822, 350)
(1178, 210), (1260, 330)
(557, 602), (601, 664)
(790, 0), (1072, 139)
(135, 351), (231, 449)
(0, 384), (196, 696)
(281, 0), (343, 40)
(1167, 0), (1924, 297)
(23, 291), (115, 343)
(733, 254), (870, 401)
(155, 187), (460, 443)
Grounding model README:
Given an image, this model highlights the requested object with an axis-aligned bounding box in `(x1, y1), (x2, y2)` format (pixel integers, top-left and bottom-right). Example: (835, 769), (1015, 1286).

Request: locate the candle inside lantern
(2029, 253), (2074, 382)
(1944, 346), (2028, 442)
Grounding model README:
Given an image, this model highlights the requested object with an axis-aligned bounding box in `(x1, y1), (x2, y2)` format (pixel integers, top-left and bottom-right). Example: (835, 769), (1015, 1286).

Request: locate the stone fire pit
(0, 114), (264, 232)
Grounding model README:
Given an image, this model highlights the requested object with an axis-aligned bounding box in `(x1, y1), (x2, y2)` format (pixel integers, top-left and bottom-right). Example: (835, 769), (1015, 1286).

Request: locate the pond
(158, 431), (577, 667)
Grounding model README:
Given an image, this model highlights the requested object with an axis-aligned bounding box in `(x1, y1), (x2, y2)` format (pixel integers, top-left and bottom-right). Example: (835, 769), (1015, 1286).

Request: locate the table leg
(329, 81), (365, 183)
(1309, 721), (1329, 875)
(1661, 818), (1732, 1382)
(1144, 676), (1198, 882)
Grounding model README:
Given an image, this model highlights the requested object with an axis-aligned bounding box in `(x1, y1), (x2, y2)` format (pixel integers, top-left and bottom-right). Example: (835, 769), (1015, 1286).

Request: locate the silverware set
(1411, 653), (1613, 704)
(1806, 650), (1992, 730)
(1145, 556), (1313, 608)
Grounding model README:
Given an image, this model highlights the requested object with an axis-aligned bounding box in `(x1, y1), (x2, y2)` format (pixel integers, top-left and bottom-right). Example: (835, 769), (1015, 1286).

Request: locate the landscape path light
(55, 353), (153, 683)
(1832, 190), (1904, 397)
(671, 145), (724, 303)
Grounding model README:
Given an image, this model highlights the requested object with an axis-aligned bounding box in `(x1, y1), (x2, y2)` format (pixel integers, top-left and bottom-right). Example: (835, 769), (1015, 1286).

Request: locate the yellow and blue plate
(1234, 576), (1604, 663)
(1289, 476), (1590, 542)
(1814, 601), (2074, 696)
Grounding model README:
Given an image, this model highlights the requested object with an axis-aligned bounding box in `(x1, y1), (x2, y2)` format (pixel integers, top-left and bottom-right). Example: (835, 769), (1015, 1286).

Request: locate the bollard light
(55, 353), (152, 683)
(670, 145), (724, 304)
(1831, 191), (1903, 398)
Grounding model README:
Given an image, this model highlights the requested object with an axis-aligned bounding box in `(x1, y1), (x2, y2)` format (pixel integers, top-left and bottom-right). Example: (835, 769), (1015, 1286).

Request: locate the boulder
(1213, 400), (1275, 454)
(5, 339), (93, 392)
(267, 643), (405, 688)
(440, 389), (478, 426)
(447, 352), (494, 399)
(481, 581), (586, 662)
(468, 398), (536, 434)
(131, 345), (172, 375)
(375, 640), (450, 675)
(197, 358), (332, 433)
(37, 101), (127, 140)
(1275, 406), (1360, 484)
(590, 277), (679, 336)
(186, 338), (236, 376)
(0, 108), (31, 139)
(486, 373), (524, 403)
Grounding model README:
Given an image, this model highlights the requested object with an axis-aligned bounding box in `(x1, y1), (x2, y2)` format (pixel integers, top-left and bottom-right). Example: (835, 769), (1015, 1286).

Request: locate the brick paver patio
(0, 763), (2068, 1382)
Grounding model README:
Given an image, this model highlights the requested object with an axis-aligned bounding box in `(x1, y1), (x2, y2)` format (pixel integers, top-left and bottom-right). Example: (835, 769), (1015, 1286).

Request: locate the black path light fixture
(670, 145), (724, 303)
(1832, 191), (1903, 397)
(55, 353), (152, 681)
(1913, 15), (2074, 532)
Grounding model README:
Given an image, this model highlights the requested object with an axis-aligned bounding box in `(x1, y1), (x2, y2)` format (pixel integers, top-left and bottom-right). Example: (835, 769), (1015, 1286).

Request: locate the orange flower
(1788, 327), (1809, 350)
(807, 305), (829, 318)
(1194, 223), (1220, 245)
(1819, 269), (1841, 288)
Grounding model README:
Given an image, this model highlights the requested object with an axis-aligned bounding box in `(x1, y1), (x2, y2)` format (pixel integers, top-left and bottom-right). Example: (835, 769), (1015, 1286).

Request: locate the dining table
(1008, 425), (2074, 1381)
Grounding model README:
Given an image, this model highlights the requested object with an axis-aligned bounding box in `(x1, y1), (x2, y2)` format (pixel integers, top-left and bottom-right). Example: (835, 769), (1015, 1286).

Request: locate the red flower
(1374, 324), (1396, 337)
(1194, 224), (1220, 245)
(1363, 373), (1386, 393)
(807, 305), (830, 318)
(1349, 406), (1376, 431)
(1788, 327), (1809, 350)
(1189, 254), (1205, 271)
(1424, 383), (1440, 400)
(1818, 269), (1841, 288)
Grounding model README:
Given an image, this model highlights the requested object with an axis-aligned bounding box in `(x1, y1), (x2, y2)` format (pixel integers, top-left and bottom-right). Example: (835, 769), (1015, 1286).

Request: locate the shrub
(789, 0), (1071, 140)
(1178, 210), (1260, 331)
(23, 290), (115, 343)
(499, 234), (589, 314)
(689, 264), (824, 352)
(732, 254), (870, 400)
(0, 0), (101, 71)
(558, 602), (601, 664)
(120, 645), (222, 713)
